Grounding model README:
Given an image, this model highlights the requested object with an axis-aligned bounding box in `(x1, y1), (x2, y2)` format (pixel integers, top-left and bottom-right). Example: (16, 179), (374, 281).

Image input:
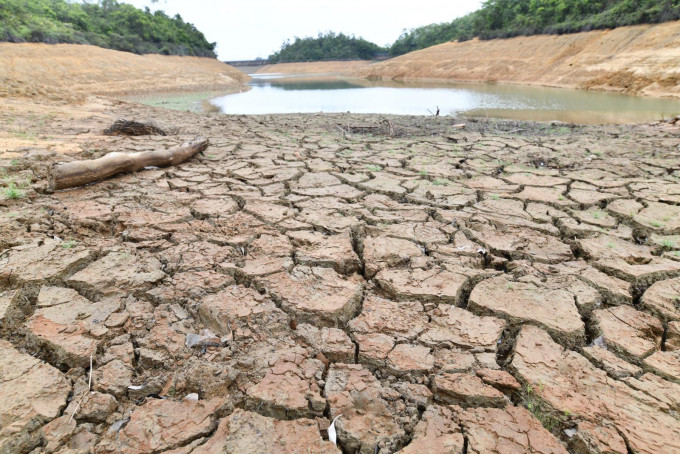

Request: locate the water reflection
(209, 74), (680, 123)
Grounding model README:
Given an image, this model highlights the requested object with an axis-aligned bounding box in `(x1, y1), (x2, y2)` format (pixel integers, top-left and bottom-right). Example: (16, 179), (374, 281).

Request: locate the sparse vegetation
(661, 239), (676, 249)
(391, 0), (680, 56)
(61, 240), (77, 249)
(3, 181), (24, 199)
(523, 381), (566, 434)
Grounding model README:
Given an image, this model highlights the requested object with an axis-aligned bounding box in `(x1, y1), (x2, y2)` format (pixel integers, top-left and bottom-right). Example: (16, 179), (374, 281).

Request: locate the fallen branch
(48, 138), (208, 191)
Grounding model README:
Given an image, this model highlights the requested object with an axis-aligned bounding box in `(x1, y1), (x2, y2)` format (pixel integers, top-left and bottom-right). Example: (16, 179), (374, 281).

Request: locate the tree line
(0, 0), (216, 57)
(268, 32), (386, 63)
(390, 0), (680, 56)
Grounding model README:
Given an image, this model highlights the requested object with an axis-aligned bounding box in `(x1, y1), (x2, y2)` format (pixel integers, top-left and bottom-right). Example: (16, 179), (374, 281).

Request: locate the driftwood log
(48, 138), (208, 191)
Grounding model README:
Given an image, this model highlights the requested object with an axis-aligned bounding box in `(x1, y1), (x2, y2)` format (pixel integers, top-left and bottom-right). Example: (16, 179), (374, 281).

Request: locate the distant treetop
(0, 0), (217, 57)
(390, 0), (680, 56)
(268, 32), (386, 63)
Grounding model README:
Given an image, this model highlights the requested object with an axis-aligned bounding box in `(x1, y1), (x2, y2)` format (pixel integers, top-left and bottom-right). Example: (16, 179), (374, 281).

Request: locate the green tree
(0, 0), (216, 57)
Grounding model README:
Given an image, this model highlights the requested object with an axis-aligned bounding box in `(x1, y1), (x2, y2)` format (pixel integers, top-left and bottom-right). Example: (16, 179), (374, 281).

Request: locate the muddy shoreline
(2, 93), (680, 453)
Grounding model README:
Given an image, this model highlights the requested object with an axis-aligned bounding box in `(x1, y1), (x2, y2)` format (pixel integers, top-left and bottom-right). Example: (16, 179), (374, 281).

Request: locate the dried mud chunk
(294, 184), (363, 199)
(0, 239), (93, 286)
(475, 369), (521, 393)
(466, 221), (573, 263)
(386, 344), (435, 376)
(569, 188), (623, 205)
(432, 373), (507, 408)
(190, 197), (239, 219)
(633, 201), (680, 234)
(372, 222), (449, 245)
(198, 286), (289, 338)
(162, 241), (236, 273)
(468, 276), (586, 344)
(325, 364), (406, 454)
(419, 305), (505, 352)
(193, 409), (338, 454)
(574, 265), (632, 306)
(96, 398), (225, 453)
(375, 267), (469, 305)
(349, 295), (428, 341)
(26, 287), (120, 367)
(68, 251), (165, 296)
(255, 267), (364, 326)
(592, 306), (663, 360)
(0, 340), (70, 454)
(508, 185), (575, 207)
(622, 373), (680, 411)
(454, 405), (569, 454)
(581, 345), (642, 379)
(298, 209), (362, 233)
(363, 236), (424, 278)
(354, 333), (396, 367)
(400, 405), (464, 454)
(244, 201), (295, 224)
(406, 180), (477, 208)
(147, 270), (232, 304)
(511, 325), (680, 454)
(607, 198), (644, 218)
(0, 289), (19, 326)
(643, 351), (680, 383)
(358, 173), (407, 197)
(288, 230), (360, 275)
(504, 173), (569, 187)
(579, 235), (680, 285)
(246, 349), (325, 419)
(567, 420), (628, 454)
(294, 323), (355, 363)
(77, 392), (118, 423)
(640, 277), (680, 322)
(93, 359), (133, 397)
(667, 321), (680, 352)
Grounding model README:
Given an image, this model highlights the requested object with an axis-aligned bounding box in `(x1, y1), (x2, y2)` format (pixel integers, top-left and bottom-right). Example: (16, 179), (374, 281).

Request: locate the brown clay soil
(0, 43), (250, 98)
(256, 60), (373, 75)
(2, 44), (680, 454)
(357, 21), (680, 98)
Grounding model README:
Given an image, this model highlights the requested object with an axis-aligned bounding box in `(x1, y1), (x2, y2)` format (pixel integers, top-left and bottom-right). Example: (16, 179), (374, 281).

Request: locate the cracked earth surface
(1, 95), (680, 453)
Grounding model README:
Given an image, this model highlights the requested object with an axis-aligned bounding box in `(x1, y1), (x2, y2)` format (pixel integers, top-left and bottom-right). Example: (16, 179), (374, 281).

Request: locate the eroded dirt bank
(256, 60), (373, 75)
(0, 43), (249, 98)
(358, 21), (680, 98)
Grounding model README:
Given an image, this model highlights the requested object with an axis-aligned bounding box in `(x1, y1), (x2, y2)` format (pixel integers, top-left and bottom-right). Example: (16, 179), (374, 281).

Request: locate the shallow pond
(207, 73), (680, 124)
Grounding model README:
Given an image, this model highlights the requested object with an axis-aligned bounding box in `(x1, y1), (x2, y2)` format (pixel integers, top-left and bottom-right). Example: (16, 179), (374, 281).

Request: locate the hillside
(268, 32), (386, 63)
(0, 0), (216, 57)
(0, 43), (249, 98)
(391, 0), (680, 56)
(359, 21), (680, 98)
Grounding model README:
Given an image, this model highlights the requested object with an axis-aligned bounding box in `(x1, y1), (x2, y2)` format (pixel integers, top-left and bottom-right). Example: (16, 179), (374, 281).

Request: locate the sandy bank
(256, 60), (373, 75)
(0, 43), (249, 99)
(357, 21), (680, 98)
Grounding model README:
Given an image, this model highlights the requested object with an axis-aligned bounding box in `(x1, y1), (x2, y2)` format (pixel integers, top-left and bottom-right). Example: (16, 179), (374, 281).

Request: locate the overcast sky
(124, 0), (484, 60)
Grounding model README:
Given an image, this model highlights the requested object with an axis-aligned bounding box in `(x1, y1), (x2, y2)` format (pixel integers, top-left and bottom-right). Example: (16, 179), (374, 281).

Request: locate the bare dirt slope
(256, 60), (373, 74)
(0, 43), (249, 98)
(358, 21), (680, 98)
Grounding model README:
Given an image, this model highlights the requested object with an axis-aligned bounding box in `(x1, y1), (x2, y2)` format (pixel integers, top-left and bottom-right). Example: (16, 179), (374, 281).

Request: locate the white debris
(328, 414), (342, 446)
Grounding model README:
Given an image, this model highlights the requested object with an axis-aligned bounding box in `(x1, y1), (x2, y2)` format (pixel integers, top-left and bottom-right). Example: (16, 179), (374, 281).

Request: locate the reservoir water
(207, 73), (680, 124)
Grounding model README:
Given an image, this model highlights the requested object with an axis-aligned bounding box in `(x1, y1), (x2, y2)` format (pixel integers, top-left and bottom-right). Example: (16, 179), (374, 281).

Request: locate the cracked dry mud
(2, 95), (680, 454)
